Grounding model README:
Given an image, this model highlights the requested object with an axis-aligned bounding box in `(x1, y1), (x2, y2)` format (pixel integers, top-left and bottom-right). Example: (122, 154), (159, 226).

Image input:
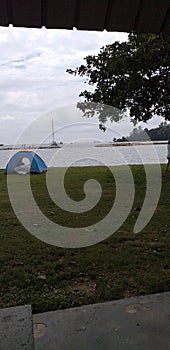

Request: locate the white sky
(0, 26), (163, 145)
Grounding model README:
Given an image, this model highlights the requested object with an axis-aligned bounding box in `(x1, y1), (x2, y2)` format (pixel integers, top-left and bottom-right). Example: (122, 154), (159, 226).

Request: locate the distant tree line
(114, 122), (170, 142)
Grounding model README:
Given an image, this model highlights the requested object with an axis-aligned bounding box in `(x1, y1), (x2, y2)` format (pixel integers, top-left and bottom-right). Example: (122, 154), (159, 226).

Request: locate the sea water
(0, 143), (167, 169)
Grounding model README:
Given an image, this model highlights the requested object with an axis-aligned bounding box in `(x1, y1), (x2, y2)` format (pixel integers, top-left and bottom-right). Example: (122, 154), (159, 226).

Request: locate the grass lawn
(0, 165), (170, 314)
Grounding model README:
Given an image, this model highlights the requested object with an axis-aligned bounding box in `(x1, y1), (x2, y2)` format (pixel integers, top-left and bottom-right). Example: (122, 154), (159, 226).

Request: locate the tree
(67, 33), (170, 124)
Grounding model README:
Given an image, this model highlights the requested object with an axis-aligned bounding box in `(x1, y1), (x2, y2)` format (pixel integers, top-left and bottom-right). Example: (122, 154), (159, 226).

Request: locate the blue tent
(5, 151), (48, 174)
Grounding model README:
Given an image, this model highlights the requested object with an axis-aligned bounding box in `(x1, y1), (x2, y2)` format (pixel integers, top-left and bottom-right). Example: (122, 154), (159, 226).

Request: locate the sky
(0, 26), (163, 145)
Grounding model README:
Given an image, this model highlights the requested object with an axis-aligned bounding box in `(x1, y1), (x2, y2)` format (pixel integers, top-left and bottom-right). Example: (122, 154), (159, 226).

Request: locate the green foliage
(67, 33), (170, 123)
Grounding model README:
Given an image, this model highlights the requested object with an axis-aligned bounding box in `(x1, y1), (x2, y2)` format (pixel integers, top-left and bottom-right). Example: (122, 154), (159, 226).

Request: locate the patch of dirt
(68, 279), (96, 294)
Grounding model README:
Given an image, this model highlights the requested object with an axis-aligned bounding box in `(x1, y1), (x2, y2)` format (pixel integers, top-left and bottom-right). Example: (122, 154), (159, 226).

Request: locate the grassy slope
(0, 165), (169, 313)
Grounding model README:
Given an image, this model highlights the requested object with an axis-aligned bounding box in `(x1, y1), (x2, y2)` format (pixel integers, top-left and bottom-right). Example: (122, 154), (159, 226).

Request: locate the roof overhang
(0, 0), (169, 34)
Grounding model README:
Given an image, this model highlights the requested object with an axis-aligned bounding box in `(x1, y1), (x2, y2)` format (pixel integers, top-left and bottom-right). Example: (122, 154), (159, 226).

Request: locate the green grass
(0, 165), (170, 314)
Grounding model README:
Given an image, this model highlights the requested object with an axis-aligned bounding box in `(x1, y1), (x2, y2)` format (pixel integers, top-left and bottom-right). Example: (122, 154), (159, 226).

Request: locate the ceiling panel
(106, 0), (141, 32)
(135, 0), (170, 33)
(0, 0), (8, 26)
(76, 0), (108, 31)
(46, 0), (76, 29)
(163, 5), (170, 33)
(0, 0), (169, 34)
(12, 0), (42, 28)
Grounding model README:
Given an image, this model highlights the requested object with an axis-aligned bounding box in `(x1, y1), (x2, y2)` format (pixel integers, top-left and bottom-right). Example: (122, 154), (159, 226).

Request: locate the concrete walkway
(0, 292), (170, 350)
(33, 292), (170, 350)
(0, 304), (33, 350)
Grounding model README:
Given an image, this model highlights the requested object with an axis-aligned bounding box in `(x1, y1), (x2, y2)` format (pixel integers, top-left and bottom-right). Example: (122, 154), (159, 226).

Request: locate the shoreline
(0, 141), (167, 151)
(95, 141), (167, 147)
(0, 145), (62, 151)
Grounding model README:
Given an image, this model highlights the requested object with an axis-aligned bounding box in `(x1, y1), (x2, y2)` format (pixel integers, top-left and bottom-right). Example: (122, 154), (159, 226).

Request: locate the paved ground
(0, 304), (33, 350)
(0, 292), (169, 350)
(33, 292), (170, 350)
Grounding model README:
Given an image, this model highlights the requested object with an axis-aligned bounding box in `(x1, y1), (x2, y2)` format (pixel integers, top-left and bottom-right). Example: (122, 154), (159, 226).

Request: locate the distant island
(113, 122), (170, 143)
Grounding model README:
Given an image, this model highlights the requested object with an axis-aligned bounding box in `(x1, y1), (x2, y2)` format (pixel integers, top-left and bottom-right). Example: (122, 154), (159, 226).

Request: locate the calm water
(0, 143), (167, 169)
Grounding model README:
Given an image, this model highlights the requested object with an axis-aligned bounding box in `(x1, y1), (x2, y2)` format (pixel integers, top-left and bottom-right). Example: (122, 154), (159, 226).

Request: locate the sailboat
(50, 118), (62, 147)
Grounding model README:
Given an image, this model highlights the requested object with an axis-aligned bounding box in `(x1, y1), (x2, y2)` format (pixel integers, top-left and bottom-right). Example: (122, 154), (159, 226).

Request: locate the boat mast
(52, 118), (55, 144)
